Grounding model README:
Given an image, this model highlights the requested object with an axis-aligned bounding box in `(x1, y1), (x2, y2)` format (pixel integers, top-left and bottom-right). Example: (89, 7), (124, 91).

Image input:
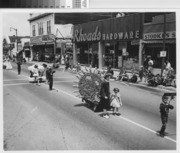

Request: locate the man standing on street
(17, 60), (22, 75)
(99, 74), (111, 118)
(47, 67), (55, 90)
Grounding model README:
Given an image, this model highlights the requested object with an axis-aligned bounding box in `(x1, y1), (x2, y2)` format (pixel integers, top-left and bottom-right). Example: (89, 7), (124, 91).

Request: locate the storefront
(23, 42), (31, 61)
(30, 34), (55, 62)
(142, 13), (176, 73)
(73, 13), (142, 70)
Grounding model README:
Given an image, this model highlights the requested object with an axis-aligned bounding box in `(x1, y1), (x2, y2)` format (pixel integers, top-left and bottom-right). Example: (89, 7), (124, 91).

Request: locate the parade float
(75, 69), (103, 111)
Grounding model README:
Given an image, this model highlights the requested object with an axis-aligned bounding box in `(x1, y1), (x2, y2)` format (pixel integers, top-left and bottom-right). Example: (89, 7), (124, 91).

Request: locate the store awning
(142, 39), (175, 44)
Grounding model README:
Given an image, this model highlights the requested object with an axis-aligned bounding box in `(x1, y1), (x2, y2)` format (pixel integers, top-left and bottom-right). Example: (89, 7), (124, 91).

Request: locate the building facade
(72, 13), (143, 70)
(29, 13), (73, 62)
(72, 13), (176, 73)
(142, 13), (176, 73)
(3, 35), (30, 61)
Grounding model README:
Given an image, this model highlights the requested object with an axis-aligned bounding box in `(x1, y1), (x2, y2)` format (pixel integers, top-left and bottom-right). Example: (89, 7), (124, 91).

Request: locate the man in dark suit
(46, 67), (55, 90)
(17, 61), (22, 75)
(100, 74), (111, 118)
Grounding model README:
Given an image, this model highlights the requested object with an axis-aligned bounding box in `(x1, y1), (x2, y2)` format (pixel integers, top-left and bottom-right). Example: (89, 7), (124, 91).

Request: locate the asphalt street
(3, 62), (177, 150)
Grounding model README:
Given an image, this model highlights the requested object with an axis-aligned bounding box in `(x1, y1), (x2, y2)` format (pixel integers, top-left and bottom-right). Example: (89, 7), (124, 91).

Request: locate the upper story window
(47, 20), (51, 34)
(32, 25), (36, 36)
(38, 22), (44, 35)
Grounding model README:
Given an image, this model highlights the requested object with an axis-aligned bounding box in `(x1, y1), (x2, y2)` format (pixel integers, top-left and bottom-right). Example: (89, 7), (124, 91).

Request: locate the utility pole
(161, 13), (166, 76)
(10, 27), (18, 61)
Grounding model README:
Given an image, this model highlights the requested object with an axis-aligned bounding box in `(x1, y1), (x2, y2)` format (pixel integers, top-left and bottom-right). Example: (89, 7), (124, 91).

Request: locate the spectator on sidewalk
(165, 60), (171, 70)
(148, 57), (154, 73)
(143, 56), (149, 70)
(93, 66), (99, 74)
(129, 70), (138, 83)
(106, 65), (114, 79)
(116, 67), (126, 81)
(139, 66), (144, 82)
(76, 63), (81, 72)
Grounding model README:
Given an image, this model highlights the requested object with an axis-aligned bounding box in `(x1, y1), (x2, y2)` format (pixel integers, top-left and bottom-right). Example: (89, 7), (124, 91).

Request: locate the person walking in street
(33, 65), (40, 86)
(99, 74), (111, 118)
(158, 95), (174, 137)
(17, 60), (22, 75)
(110, 88), (122, 116)
(47, 67), (55, 90)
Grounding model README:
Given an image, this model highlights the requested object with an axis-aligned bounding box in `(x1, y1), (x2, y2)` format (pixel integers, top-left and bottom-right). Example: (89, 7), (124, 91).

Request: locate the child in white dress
(110, 88), (122, 116)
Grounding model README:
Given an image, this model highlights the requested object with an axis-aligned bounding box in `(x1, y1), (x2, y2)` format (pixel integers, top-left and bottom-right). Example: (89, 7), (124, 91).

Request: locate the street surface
(3, 62), (176, 150)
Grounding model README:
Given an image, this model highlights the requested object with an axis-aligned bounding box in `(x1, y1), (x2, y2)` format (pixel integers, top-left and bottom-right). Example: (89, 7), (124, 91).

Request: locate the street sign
(160, 51), (166, 57)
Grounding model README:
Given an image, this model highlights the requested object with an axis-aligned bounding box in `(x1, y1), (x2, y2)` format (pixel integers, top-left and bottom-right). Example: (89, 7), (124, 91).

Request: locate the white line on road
(3, 79), (27, 81)
(120, 116), (176, 143)
(3, 83), (30, 86)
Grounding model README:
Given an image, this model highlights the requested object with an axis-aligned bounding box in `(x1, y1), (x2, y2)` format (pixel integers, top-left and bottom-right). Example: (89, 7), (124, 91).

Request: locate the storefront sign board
(73, 14), (141, 42)
(30, 34), (55, 45)
(144, 31), (176, 40)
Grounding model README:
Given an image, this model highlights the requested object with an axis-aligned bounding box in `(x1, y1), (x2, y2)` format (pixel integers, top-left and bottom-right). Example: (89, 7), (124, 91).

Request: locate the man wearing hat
(158, 95), (174, 137)
(99, 74), (111, 118)
(46, 66), (55, 90)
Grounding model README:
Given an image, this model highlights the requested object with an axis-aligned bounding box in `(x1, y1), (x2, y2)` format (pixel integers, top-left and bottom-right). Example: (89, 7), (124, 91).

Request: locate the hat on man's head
(113, 88), (119, 92)
(34, 64), (38, 68)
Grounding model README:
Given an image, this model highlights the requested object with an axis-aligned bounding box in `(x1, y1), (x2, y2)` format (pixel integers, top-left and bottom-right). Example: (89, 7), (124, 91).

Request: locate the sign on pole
(160, 51), (167, 57)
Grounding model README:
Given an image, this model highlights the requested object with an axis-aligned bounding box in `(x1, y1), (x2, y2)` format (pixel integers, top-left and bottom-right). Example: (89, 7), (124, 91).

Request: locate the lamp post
(10, 27), (18, 60)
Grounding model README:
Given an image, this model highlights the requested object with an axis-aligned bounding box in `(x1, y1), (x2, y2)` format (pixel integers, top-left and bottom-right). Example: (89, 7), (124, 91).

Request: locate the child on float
(110, 88), (122, 116)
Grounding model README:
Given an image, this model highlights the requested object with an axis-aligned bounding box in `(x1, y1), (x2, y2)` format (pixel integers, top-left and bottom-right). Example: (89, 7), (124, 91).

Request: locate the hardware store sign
(73, 14), (141, 42)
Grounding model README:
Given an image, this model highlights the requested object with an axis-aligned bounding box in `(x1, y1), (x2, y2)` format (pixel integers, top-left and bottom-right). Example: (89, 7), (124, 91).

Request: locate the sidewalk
(25, 61), (176, 93)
